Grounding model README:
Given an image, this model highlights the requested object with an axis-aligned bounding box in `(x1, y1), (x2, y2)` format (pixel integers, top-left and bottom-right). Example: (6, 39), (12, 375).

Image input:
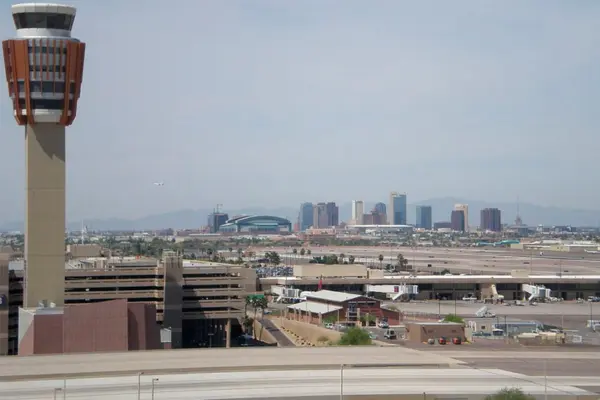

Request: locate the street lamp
(53, 388), (62, 400)
(137, 372), (144, 400)
(340, 364), (345, 400)
(151, 378), (159, 400)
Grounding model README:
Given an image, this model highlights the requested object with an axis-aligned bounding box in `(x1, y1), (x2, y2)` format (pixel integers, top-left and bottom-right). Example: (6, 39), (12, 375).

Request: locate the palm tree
(292, 248), (298, 254)
(300, 248), (306, 256)
(397, 253), (408, 269)
(349, 255), (355, 264)
(338, 253), (345, 264)
(307, 249), (312, 255)
(378, 254), (384, 269)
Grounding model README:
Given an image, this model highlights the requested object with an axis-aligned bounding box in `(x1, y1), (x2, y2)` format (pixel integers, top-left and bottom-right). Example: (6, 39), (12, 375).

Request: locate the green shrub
(443, 314), (464, 324)
(485, 388), (536, 400)
(338, 327), (372, 346)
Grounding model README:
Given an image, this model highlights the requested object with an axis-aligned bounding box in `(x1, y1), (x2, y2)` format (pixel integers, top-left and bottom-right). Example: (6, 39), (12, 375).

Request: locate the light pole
(453, 281), (457, 315)
(137, 372), (144, 400)
(151, 378), (159, 400)
(544, 359), (548, 400)
(340, 364), (344, 400)
(53, 388), (62, 400)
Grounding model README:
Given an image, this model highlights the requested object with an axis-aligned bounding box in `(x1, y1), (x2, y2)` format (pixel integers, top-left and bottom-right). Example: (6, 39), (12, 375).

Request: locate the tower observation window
(13, 13), (73, 30)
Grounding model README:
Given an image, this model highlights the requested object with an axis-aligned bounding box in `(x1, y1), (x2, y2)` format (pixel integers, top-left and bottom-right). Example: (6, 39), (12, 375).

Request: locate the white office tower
(351, 200), (364, 225)
(454, 204), (469, 232)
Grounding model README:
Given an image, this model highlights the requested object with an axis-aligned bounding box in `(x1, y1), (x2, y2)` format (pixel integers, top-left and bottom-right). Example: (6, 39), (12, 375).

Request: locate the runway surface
(273, 246), (600, 275)
(0, 368), (597, 400)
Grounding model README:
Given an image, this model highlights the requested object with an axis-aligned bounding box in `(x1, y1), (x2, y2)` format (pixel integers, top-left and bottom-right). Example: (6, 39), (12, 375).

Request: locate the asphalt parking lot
(364, 325), (405, 342)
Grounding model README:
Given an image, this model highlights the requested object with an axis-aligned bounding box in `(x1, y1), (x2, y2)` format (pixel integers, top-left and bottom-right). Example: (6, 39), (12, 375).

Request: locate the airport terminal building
(0, 253), (258, 355)
(261, 264), (600, 303)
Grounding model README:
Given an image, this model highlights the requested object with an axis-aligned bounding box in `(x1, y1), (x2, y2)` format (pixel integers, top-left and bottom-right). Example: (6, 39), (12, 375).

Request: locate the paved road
(260, 318), (295, 347)
(0, 347), (459, 380)
(0, 368), (596, 399)
(427, 350), (600, 359)
(457, 358), (600, 376)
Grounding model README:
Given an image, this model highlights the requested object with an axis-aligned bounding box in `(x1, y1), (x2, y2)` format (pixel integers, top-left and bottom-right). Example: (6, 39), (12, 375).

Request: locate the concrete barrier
(253, 319), (278, 345)
(281, 319), (343, 345)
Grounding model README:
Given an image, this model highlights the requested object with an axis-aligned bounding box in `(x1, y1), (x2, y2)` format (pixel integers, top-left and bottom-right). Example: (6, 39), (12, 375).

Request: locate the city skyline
(1, 1), (600, 222)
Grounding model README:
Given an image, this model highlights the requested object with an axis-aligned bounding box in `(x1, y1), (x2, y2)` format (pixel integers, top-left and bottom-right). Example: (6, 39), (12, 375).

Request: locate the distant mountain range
(1, 197), (599, 231)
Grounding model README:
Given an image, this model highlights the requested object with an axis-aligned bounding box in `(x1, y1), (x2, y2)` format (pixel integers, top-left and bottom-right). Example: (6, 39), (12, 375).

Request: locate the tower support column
(24, 123), (66, 307)
(225, 318), (231, 348)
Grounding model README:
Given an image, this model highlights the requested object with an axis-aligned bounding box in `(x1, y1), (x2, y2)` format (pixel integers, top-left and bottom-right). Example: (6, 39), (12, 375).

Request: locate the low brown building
(18, 299), (161, 356)
(285, 290), (401, 325)
(405, 322), (465, 343)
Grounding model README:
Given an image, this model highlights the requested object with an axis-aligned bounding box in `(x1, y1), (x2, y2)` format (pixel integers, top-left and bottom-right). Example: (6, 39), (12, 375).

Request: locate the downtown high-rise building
(481, 208), (502, 232)
(388, 192), (407, 225)
(374, 202), (386, 215)
(351, 200), (364, 224)
(415, 205), (432, 230)
(207, 212), (229, 233)
(313, 203), (328, 228)
(298, 202), (314, 230)
(451, 210), (466, 232)
(326, 202), (339, 227)
(454, 204), (469, 232)
(312, 202), (339, 228)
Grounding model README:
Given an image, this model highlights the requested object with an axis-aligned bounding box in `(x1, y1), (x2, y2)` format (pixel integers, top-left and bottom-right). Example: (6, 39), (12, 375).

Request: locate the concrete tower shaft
(1, 3), (85, 308)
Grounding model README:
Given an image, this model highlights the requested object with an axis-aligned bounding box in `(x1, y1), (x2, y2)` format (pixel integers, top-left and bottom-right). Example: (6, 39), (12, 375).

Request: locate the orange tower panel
(2, 38), (85, 126)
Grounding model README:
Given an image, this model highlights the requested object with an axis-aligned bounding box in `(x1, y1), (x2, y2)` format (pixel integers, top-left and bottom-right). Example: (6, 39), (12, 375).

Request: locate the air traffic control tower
(2, 4), (85, 307)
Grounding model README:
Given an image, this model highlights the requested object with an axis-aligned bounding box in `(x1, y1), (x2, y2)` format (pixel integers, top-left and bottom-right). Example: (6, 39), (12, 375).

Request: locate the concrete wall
(281, 318), (342, 345)
(253, 319), (277, 345)
(67, 244), (101, 258)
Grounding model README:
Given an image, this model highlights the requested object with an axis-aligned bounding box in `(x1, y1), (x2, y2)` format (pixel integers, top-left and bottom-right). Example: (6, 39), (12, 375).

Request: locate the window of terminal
(13, 12), (74, 31)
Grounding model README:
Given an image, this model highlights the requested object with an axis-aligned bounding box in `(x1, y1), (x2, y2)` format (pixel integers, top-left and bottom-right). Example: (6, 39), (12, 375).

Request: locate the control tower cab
(3, 3), (85, 125)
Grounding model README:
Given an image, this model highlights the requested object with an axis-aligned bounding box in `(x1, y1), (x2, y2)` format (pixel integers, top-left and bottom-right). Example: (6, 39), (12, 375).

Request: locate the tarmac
(280, 246), (600, 275)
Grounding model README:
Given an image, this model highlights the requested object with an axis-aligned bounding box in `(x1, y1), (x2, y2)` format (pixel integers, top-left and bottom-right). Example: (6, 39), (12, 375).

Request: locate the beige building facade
(1, 254), (257, 355)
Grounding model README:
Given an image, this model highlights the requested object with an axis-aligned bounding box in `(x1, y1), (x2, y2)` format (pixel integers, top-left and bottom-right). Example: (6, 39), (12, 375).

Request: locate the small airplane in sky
(153, 182), (164, 186)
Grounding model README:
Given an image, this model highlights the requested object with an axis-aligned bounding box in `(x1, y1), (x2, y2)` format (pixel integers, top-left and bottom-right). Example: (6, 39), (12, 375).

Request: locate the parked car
(378, 321), (389, 329)
(324, 323), (334, 329)
(383, 329), (397, 340)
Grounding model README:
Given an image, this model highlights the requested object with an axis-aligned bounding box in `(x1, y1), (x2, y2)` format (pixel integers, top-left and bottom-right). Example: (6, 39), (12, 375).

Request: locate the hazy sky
(1, 0), (599, 221)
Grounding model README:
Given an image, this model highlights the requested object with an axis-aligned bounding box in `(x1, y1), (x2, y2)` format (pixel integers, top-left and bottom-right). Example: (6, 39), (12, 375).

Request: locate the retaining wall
(281, 319), (342, 345)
